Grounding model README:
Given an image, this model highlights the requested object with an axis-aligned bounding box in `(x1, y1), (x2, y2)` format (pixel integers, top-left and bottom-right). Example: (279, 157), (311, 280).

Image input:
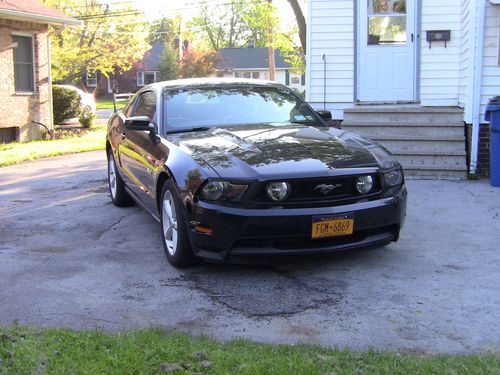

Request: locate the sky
(103, 0), (300, 28)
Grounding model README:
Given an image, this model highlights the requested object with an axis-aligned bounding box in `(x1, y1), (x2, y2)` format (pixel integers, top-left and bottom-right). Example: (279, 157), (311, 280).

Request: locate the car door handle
(120, 132), (126, 140)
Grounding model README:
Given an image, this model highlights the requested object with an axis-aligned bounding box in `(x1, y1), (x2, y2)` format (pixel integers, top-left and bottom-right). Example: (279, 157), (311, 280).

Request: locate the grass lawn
(0, 124), (106, 167)
(96, 99), (128, 111)
(0, 328), (498, 375)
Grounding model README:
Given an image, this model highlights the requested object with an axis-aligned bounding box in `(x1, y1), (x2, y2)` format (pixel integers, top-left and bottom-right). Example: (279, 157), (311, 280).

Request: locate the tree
(190, 0), (250, 50)
(42, 0), (149, 83)
(286, 0), (306, 53)
(179, 50), (220, 78)
(158, 43), (179, 80)
(147, 17), (175, 45)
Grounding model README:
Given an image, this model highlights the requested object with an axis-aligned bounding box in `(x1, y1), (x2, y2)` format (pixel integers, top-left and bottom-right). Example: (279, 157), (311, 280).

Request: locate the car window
(123, 96), (136, 117)
(163, 85), (322, 131)
(134, 91), (157, 122)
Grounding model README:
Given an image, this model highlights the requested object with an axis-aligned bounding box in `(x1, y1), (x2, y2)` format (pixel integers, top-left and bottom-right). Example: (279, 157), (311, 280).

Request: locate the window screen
(13, 35), (34, 92)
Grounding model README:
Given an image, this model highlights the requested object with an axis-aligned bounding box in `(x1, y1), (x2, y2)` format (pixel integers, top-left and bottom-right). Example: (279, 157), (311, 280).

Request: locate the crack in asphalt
(93, 210), (140, 241)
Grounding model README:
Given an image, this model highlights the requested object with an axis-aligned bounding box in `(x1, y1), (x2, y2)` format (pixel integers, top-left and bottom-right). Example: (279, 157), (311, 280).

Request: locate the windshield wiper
(166, 127), (211, 135)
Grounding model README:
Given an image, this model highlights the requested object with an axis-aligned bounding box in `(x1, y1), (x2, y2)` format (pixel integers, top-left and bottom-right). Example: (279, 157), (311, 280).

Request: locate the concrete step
(343, 105), (464, 123)
(368, 136), (465, 153)
(403, 165), (468, 179)
(343, 123), (464, 137)
(393, 152), (466, 169)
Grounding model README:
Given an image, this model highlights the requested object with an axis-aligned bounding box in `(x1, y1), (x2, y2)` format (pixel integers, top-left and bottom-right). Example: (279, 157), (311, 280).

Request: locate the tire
(107, 149), (135, 207)
(160, 179), (197, 267)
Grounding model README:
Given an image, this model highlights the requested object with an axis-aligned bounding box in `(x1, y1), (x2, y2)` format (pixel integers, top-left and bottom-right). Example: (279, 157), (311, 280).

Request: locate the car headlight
(266, 181), (290, 201)
(384, 168), (403, 187)
(199, 180), (248, 202)
(356, 175), (374, 194)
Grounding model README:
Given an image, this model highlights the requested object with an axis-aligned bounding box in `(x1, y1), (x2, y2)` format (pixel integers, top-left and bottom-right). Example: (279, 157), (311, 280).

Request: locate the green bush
(52, 86), (81, 125)
(78, 107), (97, 128)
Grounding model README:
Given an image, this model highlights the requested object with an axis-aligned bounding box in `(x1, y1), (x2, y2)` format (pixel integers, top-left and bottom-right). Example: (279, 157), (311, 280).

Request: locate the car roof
(147, 77), (283, 91)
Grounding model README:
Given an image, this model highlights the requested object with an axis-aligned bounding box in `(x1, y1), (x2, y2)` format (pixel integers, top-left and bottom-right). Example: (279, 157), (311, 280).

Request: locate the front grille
(255, 174), (382, 208)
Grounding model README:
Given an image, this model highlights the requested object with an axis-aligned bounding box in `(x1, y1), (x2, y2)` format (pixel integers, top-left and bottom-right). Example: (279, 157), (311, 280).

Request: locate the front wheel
(160, 180), (197, 267)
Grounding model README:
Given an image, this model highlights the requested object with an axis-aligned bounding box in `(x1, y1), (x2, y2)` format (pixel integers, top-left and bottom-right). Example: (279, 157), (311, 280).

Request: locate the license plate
(312, 214), (354, 239)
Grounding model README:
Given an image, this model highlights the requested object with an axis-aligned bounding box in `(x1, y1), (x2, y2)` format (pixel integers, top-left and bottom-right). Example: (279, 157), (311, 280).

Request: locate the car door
(118, 90), (160, 211)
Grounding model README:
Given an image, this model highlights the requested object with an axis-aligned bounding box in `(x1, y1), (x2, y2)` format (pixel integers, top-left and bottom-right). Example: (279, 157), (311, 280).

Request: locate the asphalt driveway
(0, 151), (499, 354)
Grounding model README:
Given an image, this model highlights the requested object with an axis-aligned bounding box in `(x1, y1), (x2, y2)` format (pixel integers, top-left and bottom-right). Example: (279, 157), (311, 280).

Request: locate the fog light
(266, 182), (290, 201)
(356, 175), (373, 194)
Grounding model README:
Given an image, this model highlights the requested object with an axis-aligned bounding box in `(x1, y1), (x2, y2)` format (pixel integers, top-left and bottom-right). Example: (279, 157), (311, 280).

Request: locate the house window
(144, 71), (159, 85)
(137, 71), (145, 86)
(216, 71), (224, 77)
(86, 72), (97, 87)
(243, 71), (252, 79)
(234, 71), (242, 78)
(290, 73), (301, 85)
(12, 35), (35, 92)
(252, 72), (260, 79)
(137, 71), (159, 86)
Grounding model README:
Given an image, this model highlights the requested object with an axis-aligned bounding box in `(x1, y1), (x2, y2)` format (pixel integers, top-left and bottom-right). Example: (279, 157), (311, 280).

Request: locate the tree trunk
(286, 0), (306, 52)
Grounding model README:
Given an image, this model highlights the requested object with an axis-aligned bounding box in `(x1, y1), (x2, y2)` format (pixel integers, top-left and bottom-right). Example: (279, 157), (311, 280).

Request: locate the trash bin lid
(488, 96), (500, 105)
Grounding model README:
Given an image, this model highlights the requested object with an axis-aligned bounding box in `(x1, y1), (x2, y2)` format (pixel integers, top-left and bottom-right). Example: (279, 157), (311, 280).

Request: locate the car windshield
(163, 85), (323, 132)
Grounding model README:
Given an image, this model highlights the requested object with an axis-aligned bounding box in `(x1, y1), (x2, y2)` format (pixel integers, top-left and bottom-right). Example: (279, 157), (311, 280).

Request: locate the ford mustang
(106, 79), (407, 267)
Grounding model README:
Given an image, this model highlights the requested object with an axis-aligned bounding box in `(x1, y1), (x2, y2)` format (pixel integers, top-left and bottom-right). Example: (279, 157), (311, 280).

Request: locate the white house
(306, 0), (500, 178)
(215, 47), (306, 91)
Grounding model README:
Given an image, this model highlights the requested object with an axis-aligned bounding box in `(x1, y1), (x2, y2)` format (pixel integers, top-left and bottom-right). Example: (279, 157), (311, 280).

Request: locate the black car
(106, 78), (407, 267)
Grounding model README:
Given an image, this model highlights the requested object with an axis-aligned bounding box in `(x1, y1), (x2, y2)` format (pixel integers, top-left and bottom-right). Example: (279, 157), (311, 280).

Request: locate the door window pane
(13, 35), (34, 92)
(368, 0), (406, 14)
(368, 16), (406, 45)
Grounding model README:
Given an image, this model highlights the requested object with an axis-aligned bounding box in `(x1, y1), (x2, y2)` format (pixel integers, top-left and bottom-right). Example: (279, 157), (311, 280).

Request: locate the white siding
(306, 0), (354, 118)
(481, 2), (500, 122)
(420, 0), (462, 106)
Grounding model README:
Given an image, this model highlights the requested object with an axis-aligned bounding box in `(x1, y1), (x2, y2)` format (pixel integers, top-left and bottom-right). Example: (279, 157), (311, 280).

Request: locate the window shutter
(285, 70), (290, 85)
(301, 74), (305, 86)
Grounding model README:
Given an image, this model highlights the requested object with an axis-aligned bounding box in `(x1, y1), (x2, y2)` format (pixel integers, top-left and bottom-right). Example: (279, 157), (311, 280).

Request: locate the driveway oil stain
(180, 267), (347, 317)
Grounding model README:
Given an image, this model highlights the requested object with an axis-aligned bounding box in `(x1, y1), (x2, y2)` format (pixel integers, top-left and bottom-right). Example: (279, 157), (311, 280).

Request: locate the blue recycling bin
(485, 96), (500, 187)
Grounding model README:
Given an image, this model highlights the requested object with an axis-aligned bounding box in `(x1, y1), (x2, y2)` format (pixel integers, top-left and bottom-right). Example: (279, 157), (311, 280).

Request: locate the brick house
(0, 0), (79, 143)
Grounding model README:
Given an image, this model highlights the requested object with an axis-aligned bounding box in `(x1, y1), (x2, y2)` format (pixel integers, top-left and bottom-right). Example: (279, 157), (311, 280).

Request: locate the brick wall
(0, 19), (51, 142)
(466, 124), (490, 177)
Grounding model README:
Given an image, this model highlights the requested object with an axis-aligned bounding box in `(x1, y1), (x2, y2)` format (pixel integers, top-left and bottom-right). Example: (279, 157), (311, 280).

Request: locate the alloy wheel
(162, 191), (178, 256)
(108, 157), (117, 199)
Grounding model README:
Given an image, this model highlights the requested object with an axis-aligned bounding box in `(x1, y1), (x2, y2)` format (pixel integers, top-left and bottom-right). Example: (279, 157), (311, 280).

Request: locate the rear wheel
(107, 149), (134, 207)
(160, 180), (197, 267)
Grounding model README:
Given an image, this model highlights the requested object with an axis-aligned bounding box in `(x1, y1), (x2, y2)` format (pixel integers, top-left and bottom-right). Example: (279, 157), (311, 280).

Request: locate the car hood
(167, 123), (399, 179)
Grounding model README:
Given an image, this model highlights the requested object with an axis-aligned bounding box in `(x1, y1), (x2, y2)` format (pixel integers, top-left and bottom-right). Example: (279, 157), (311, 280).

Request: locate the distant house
(0, 0), (79, 142)
(306, 0), (500, 178)
(84, 43), (165, 98)
(214, 47), (305, 90)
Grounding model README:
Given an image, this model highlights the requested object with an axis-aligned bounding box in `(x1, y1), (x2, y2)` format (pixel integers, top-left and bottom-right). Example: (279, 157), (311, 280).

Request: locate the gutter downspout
(470, 0), (487, 175)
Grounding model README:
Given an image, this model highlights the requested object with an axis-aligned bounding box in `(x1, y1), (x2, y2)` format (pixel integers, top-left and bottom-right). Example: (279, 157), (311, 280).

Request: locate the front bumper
(187, 185), (407, 261)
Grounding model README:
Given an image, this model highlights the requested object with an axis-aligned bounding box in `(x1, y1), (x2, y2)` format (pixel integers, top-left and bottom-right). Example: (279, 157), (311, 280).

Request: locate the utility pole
(267, 0), (276, 81)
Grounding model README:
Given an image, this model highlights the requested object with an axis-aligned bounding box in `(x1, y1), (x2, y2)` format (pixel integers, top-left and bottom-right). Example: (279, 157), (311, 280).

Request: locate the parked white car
(55, 85), (96, 114)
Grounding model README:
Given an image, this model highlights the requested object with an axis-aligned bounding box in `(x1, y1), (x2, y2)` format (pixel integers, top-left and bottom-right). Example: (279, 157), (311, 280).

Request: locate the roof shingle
(0, 0), (76, 23)
(216, 48), (291, 70)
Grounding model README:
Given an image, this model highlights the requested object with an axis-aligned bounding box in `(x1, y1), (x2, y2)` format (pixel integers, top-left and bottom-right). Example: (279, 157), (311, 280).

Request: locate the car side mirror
(125, 116), (155, 132)
(316, 110), (332, 121)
